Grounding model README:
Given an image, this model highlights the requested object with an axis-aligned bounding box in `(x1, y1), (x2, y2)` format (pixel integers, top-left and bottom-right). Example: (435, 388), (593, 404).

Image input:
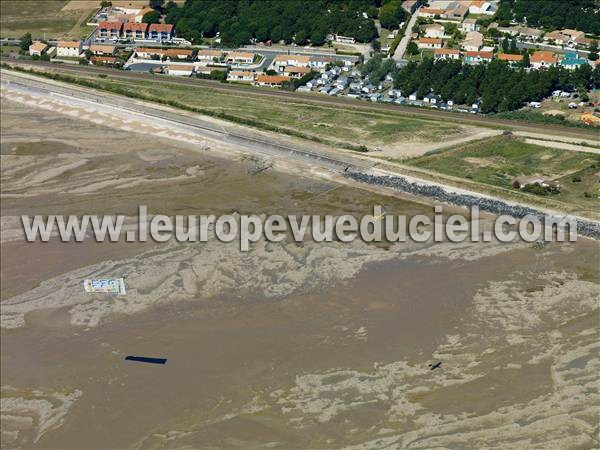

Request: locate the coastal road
(2, 59), (600, 141)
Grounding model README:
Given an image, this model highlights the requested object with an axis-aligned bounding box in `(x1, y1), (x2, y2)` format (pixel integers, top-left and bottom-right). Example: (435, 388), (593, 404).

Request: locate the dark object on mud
(429, 361), (442, 371)
(125, 356), (167, 365)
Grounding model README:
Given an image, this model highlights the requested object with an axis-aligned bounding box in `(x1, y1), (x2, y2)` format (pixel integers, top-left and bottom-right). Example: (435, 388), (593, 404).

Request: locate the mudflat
(1, 99), (598, 449)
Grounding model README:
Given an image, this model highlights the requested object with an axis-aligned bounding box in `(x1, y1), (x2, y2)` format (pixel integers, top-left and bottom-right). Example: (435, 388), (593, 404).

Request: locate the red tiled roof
(498, 53), (523, 62)
(466, 51), (493, 58)
(122, 22), (148, 32)
(98, 21), (122, 30)
(148, 23), (173, 33)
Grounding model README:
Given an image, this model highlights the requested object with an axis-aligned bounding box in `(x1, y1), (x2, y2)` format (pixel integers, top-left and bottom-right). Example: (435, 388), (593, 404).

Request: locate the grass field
(15, 70), (464, 150)
(407, 136), (600, 211)
(0, 1), (96, 39)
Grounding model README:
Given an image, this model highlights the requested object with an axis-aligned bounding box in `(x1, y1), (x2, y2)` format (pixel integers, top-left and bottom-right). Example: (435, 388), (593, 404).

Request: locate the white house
(417, 38), (443, 49)
(469, 1), (495, 15)
(226, 51), (255, 65)
(29, 41), (47, 57)
(461, 31), (483, 52)
(424, 23), (444, 39)
(434, 48), (461, 60)
(227, 70), (255, 82)
(56, 41), (82, 58)
(461, 18), (480, 33)
(166, 64), (195, 77)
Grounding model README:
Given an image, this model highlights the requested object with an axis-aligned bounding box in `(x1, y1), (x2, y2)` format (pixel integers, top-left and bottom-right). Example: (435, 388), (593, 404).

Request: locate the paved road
(2, 59), (599, 141)
(393, 12), (418, 62)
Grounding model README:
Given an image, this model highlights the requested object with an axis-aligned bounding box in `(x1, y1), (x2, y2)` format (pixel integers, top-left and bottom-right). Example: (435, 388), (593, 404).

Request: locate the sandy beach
(1, 91), (598, 449)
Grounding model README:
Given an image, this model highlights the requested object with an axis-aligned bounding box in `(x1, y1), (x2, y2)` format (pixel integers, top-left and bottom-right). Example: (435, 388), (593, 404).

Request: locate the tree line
(496, 0), (600, 35)
(163, 0), (387, 46)
(391, 59), (599, 113)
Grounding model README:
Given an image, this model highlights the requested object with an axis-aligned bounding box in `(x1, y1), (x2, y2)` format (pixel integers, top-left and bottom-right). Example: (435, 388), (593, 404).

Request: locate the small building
(89, 44), (116, 56)
(497, 53), (523, 66)
(417, 37), (443, 49)
(196, 49), (224, 62)
(272, 54), (311, 71)
(284, 66), (312, 78)
(409, 92), (418, 101)
(166, 64), (195, 76)
(29, 41), (47, 57)
(56, 41), (82, 58)
(90, 56), (117, 65)
(465, 51), (493, 64)
(434, 48), (461, 60)
(530, 50), (559, 69)
(444, 4), (468, 21)
(518, 27), (543, 42)
(255, 75), (291, 87)
(402, 0), (420, 14)
(148, 23), (174, 42)
(227, 70), (255, 82)
(424, 23), (444, 39)
(461, 31), (483, 52)
(544, 30), (571, 46)
(417, 7), (446, 17)
(334, 35), (355, 44)
(469, 0), (495, 15)
(461, 18), (480, 33)
(163, 48), (194, 60)
(122, 22), (148, 40)
(97, 21), (122, 39)
(226, 51), (255, 65)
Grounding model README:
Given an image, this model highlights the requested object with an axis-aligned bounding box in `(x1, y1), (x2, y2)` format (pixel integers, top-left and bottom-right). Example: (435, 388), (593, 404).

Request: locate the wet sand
(1, 98), (599, 449)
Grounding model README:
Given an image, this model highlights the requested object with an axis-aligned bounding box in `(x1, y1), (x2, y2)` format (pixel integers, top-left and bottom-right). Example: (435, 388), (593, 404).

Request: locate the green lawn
(407, 136), (600, 210)
(0, 1), (96, 39)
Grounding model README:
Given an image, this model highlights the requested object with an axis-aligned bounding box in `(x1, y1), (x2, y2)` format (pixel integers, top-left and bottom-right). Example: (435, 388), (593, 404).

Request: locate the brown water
(1, 98), (599, 449)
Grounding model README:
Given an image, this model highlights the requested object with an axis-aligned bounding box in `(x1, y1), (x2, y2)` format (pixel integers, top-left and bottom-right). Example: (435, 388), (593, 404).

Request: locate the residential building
(334, 35), (356, 44)
(196, 49), (224, 62)
(166, 64), (195, 76)
(560, 52), (588, 70)
(97, 21), (122, 39)
(444, 4), (468, 21)
(562, 29), (585, 42)
(575, 36), (595, 48)
(497, 53), (523, 66)
(518, 27), (543, 41)
(469, 0), (495, 15)
(56, 41), (82, 58)
(434, 48), (461, 60)
(530, 50), (559, 69)
(461, 31), (483, 52)
(544, 30), (571, 46)
(255, 75), (291, 87)
(309, 56), (335, 70)
(89, 44), (116, 55)
(424, 23), (444, 39)
(227, 70), (255, 82)
(163, 48), (194, 60)
(417, 37), (443, 49)
(226, 51), (255, 64)
(90, 56), (117, 65)
(148, 23), (174, 42)
(464, 51), (493, 64)
(284, 66), (312, 78)
(461, 18), (480, 33)
(122, 22), (148, 40)
(417, 7), (446, 17)
(28, 41), (47, 57)
(272, 54), (311, 71)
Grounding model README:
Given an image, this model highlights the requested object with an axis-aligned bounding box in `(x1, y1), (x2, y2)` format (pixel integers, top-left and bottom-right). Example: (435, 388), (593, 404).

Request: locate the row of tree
(164, 0), (382, 46)
(496, 0), (600, 35)
(392, 59), (599, 113)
